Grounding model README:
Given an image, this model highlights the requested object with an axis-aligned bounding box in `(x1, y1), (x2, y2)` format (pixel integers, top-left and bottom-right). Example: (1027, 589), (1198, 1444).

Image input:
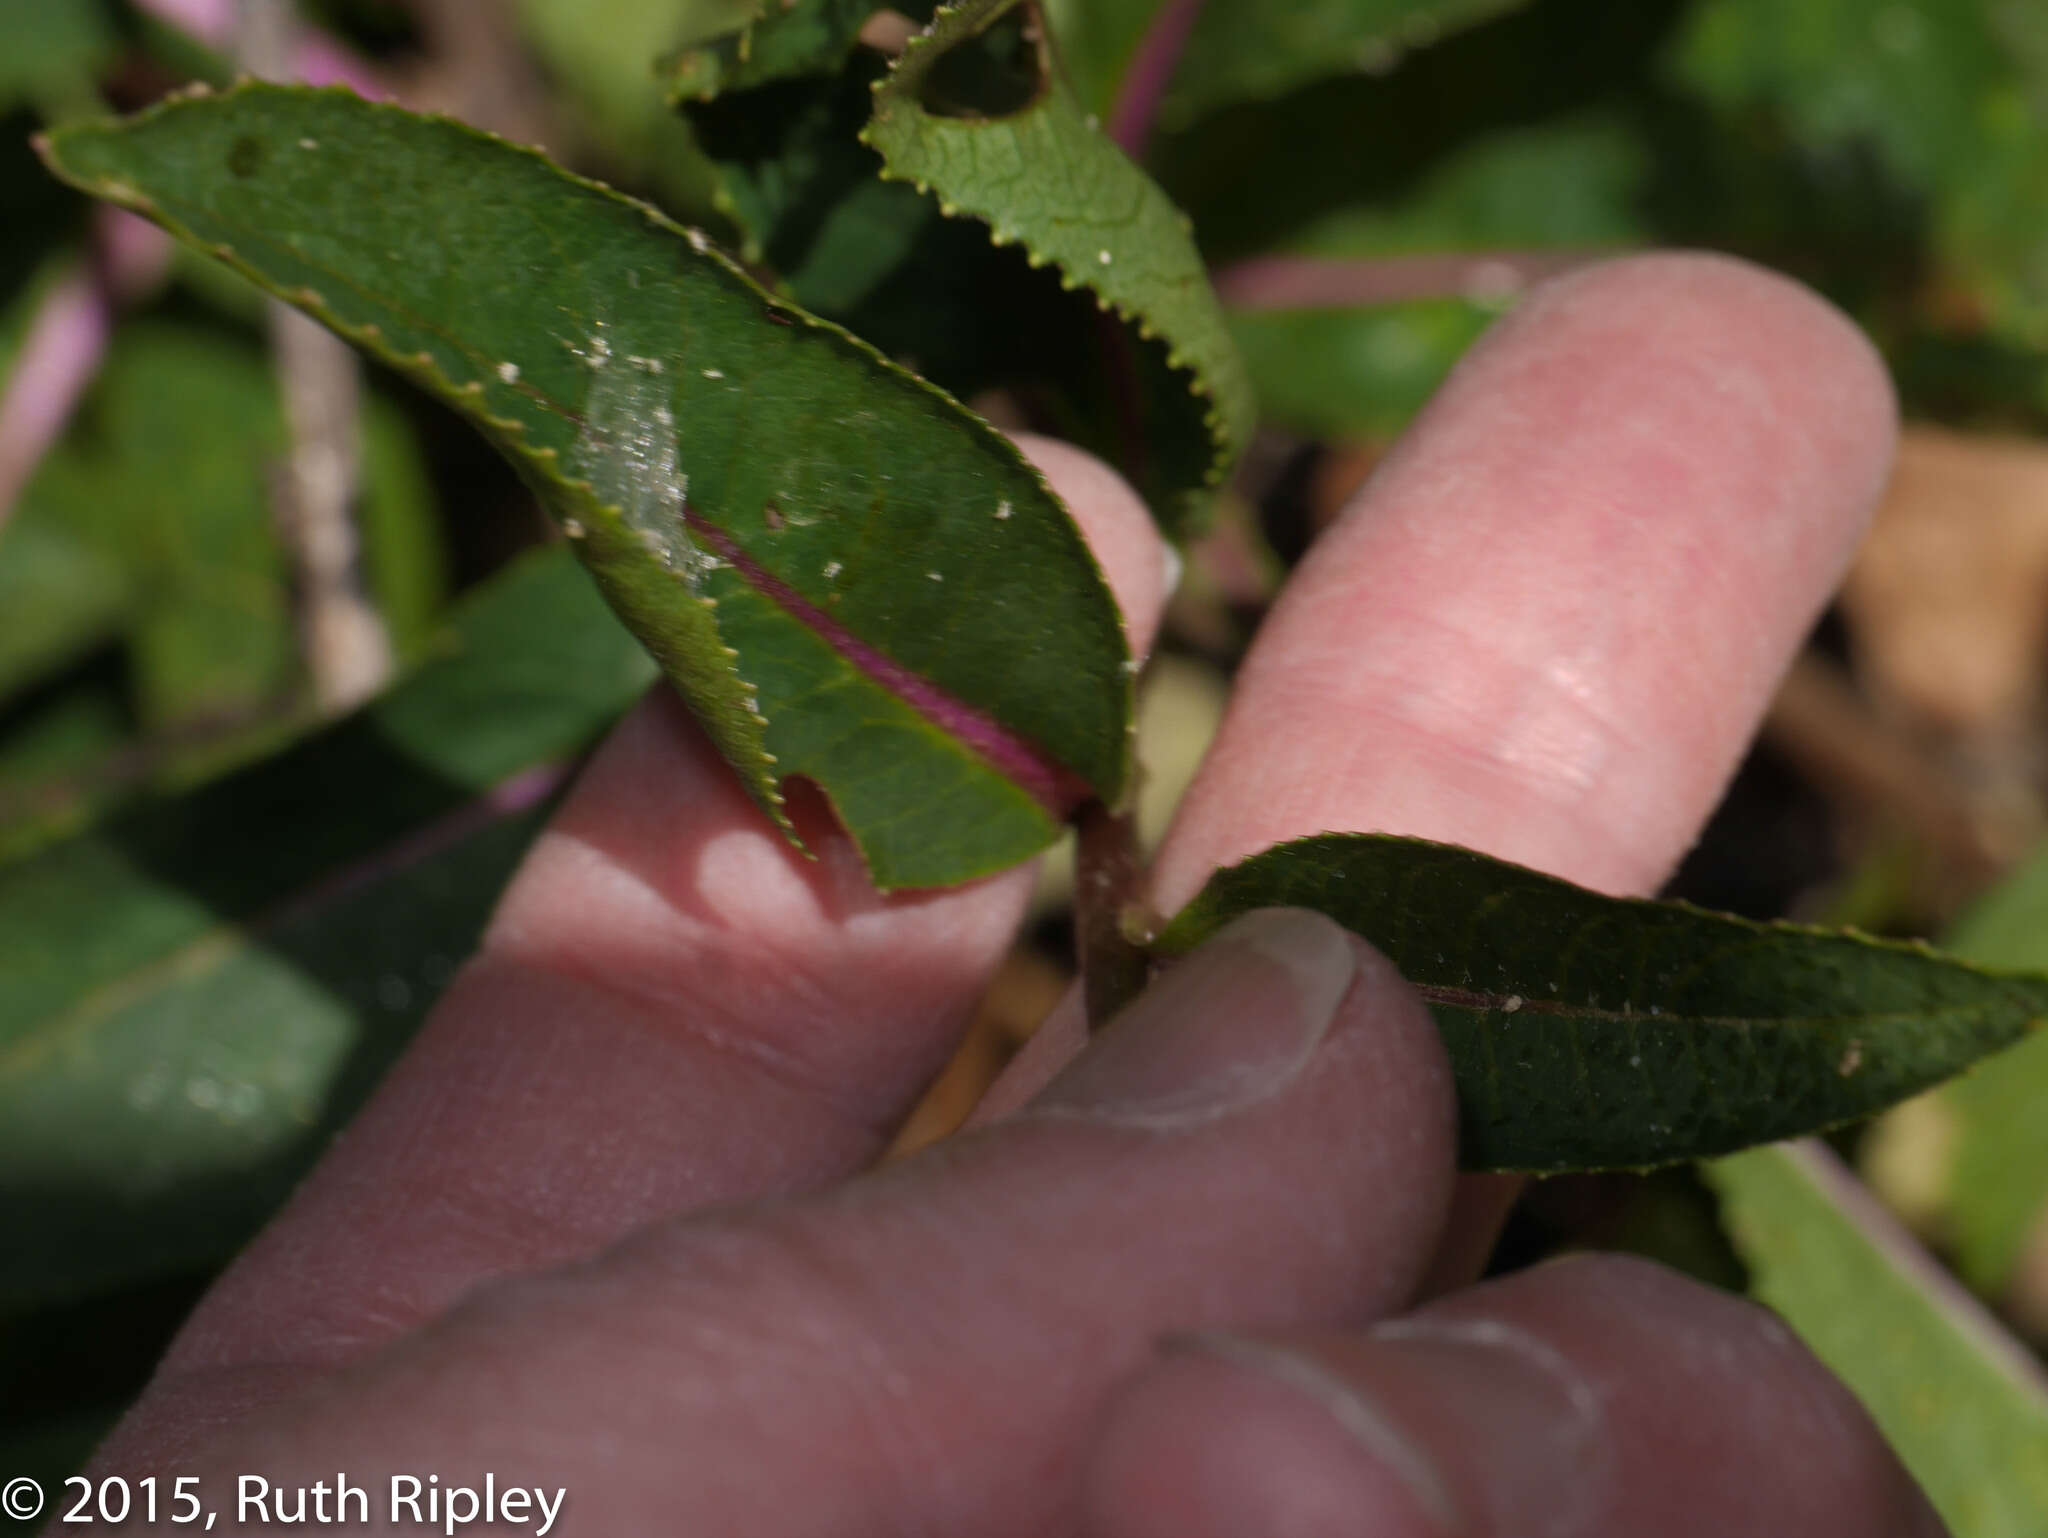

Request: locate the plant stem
(1105, 0), (1207, 161)
(1075, 798), (1150, 1028)
(240, 0), (394, 714)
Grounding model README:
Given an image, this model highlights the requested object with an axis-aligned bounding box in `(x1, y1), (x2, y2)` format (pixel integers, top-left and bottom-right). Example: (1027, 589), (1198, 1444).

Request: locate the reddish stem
(1212, 249), (1611, 311)
(684, 514), (1093, 818)
(1105, 0), (1207, 161)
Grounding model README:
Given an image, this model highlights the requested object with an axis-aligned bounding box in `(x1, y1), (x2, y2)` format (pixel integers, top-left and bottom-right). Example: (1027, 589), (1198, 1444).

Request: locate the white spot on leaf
(573, 325), (709, 584)
(497, 361), (520, 384)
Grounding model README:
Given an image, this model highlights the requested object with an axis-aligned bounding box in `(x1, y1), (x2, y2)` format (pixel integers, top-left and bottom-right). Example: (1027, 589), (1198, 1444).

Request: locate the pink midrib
(684, 512), (1096, 817)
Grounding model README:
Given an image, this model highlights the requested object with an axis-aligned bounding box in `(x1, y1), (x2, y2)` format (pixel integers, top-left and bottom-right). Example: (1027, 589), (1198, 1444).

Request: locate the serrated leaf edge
(860, 0), (1240, 500)
(40, 81), (1135, 838)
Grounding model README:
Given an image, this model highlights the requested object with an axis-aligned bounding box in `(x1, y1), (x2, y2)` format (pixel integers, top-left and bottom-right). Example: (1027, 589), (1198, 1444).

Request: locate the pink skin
(78, 256), (1934, 1535)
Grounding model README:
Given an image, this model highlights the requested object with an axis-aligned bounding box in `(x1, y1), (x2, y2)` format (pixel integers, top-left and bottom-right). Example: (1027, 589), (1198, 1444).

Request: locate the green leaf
(510, 0), (730, 224)
(666, 0), (884, 98)
(0, 0), (116, 114)
(1152, 834), (2048, 1172)
(56, 324), (301, 731)
(1220, 116), (1643, 439)
(684, 41), (943, 314)
(41, 83), (1133, 890)
(864, 0), (1256, 532)
(0, 320), (446, 847)
(1709, 1141), (2048, 1538)
(1670, 0), (2048, 350)
(1037, 0), (1532, 133)
(1227, 300), (1491, 440)
(1910, 843), (2048, 1294)
(0, 548), (654, 1310)
(0, 506), (128, 703)
(1163, 0), (1532, 130)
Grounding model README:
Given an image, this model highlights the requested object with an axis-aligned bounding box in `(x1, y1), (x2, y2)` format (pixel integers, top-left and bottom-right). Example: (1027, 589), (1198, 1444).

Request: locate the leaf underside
(40, 83), (1134, 890)
(1154, 834), (2048, 1172)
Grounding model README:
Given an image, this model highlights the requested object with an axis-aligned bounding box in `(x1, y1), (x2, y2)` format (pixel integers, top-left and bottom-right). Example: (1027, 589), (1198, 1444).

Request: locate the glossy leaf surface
(1154, 834), (2048, 1171)
(42, 84), (1131, 889)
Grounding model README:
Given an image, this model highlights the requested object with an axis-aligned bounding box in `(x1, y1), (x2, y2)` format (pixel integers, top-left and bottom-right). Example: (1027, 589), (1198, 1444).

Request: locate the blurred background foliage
(5, 0), (2048, 1524)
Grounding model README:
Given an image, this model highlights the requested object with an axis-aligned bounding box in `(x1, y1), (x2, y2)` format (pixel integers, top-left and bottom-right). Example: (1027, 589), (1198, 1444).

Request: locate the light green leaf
(1710, 1141), (2048, 1538)
(0, 548), (654, 1310)
(510, 0), (731, 223)
(1228, 300), (1491, 440)
(864, 0), (1256, 532)
(1153, 834), (2048, 1172)
(1910, 842), (2048, 1294)
(682, 37), (942, 314)
(1671, 0), (2048, 349)
(42, 84), (1132, 890)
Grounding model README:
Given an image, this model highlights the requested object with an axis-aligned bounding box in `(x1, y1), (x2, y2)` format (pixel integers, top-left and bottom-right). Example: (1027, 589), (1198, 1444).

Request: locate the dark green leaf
(666, 0), (881, 98)
(1710, 1141), (2048, 1537)
(42, 84), (1132, 889)
(0, 548), (653, 1310)
(1157, 0), (1533, 129)
(1153, 834), (2048, 1172)
(1670, 0), (2048, 350)
(685, 46), (942, 314)
(864, 0), (1256, 532)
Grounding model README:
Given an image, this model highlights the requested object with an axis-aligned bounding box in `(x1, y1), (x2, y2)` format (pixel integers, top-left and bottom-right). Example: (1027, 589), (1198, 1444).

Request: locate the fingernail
(1030, 907), (1357, 1128)
(1359, 1317), (1611, 1537)
(1180, 1319), (1612, 1538)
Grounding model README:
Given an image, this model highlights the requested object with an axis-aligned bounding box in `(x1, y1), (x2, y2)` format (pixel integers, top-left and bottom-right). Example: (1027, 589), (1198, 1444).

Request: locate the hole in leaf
(914, 3), (1045, 120)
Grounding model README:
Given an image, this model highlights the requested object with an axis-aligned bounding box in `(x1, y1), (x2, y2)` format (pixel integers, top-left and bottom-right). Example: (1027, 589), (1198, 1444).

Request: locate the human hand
(78, 253), (1943, 1535)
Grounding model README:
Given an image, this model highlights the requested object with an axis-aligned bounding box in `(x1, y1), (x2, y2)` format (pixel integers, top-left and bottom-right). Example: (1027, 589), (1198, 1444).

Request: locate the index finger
(102, 436), (1171, 1452)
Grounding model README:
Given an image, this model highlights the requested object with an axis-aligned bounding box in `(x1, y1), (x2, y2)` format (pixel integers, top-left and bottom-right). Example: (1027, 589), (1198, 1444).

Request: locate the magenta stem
(1105, 0), (1206, 160)
(1212, 249), (1610, 311)
(685, 514), (1092, 816)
